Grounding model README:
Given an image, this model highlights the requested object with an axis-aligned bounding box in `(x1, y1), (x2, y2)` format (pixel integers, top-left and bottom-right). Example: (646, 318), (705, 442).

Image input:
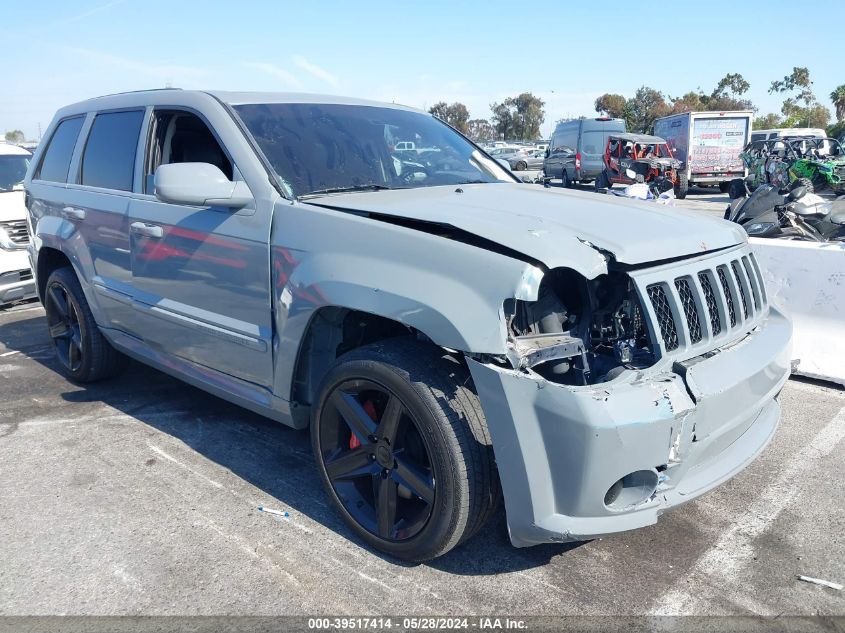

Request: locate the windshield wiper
(299, 184), (394, 198)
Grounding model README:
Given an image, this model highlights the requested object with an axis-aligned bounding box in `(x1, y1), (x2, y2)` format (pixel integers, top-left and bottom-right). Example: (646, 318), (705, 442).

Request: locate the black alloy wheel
(312, 339), (500, 561)
(45, 280), (83, 373)
(318, 379), (435, 541)
(43, 267), (126, 382)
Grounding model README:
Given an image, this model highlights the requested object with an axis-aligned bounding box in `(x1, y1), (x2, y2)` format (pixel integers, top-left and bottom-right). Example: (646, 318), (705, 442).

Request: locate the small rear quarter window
(35, 117), (85, 183)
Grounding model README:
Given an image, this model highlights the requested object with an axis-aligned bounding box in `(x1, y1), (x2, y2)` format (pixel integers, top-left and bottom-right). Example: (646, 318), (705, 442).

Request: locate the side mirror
(544, 148), (550, 158)
(154, 163), (252, 208)
(788, 186), (807, 201)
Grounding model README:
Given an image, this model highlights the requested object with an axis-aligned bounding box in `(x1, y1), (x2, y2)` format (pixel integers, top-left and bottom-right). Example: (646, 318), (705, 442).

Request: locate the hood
(0, 190), (26, 223)
(306, 183), (745, 272)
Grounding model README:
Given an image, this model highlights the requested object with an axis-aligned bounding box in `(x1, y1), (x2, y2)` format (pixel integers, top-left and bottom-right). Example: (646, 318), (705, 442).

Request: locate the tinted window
(36, 117), (84, 183)
(81, 110), (144, 191)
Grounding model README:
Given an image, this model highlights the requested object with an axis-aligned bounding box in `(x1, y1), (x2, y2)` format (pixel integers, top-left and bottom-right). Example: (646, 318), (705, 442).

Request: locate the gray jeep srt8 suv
(24, 90), (791, 561)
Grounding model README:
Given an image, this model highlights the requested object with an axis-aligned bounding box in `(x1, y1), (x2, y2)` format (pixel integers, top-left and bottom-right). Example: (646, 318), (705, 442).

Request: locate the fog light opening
(604, 470), (659, 511)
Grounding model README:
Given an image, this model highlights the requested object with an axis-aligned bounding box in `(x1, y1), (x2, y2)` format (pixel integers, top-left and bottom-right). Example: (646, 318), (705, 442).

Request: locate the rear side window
(581, 130), (606, 156)
(35, 117), (85, 183)
(80, 110), (144, 191)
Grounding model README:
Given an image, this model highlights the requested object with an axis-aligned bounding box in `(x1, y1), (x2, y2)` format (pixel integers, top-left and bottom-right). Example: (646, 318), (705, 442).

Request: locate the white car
(0, 143), (36, 306)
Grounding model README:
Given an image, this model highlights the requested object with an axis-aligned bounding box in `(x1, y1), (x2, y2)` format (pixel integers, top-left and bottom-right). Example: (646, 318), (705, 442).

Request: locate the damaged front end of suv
(466, 240), (791, 547)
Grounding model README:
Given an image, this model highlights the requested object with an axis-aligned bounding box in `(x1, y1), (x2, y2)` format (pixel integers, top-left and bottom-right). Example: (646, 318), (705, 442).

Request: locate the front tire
(311, 339), (500, 561)
(515, 161), (527, 171)
(44, 267), (126, 382)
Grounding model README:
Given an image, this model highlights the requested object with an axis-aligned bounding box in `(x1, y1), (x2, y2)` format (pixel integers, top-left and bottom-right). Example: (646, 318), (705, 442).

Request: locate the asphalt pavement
(0, 187), (843, 617)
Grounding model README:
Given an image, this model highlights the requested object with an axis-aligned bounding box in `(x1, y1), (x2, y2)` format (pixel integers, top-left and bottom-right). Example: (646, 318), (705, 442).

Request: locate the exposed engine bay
(504, 268), (655, 385)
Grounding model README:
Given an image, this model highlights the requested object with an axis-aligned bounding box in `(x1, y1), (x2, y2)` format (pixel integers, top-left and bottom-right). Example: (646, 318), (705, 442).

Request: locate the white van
(0, 143), (36, 305)
(750, 128), (827, 142)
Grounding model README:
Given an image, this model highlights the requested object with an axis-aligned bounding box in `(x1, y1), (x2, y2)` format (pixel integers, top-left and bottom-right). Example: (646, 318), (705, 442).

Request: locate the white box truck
(654, 111), (753, 192)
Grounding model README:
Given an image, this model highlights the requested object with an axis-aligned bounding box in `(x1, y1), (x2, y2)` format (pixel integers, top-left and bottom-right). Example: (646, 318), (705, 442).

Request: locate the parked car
(508, 149), (545, 171)
(598, 133), (685, 197)
(740, 137), (845, 196)
(26, 90), (791, 561)
(542, 144), (577, 186)
(0, 143), (36, 306)
(546, 117), (626, 184)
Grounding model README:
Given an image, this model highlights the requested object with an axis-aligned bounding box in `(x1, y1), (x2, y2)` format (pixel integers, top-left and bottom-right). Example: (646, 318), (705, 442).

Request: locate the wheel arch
(284, 305), (461, 429)
(35, 246), (74, 303)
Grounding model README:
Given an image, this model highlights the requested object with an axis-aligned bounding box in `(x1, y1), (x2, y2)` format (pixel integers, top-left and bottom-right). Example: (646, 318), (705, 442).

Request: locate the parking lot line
(653, 404), (845, 615)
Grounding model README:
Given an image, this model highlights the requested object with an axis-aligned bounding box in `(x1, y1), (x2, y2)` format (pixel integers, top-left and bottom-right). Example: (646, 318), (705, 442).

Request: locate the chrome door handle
(62, 206), (86, 221)
(130, 222), (164, 239)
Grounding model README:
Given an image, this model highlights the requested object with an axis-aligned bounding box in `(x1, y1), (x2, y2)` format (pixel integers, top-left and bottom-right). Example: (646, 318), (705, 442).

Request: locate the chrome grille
(0, 220), (29, 246)
(639, 248), (769, 357)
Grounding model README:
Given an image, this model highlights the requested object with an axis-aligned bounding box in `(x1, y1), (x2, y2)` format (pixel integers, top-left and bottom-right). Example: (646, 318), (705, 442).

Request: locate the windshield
(232, 103), (512, 197)
(0, 155), (30, 192)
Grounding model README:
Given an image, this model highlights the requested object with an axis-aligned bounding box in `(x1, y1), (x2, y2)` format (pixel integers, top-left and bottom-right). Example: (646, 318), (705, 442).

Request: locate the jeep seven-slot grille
(645, 253), (766, 354)
(0, 220), (29, 246)
(646, 284), (679, 351)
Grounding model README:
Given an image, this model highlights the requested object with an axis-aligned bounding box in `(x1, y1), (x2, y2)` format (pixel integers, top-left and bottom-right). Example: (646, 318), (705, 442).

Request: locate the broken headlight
(505, 268), (655, 385)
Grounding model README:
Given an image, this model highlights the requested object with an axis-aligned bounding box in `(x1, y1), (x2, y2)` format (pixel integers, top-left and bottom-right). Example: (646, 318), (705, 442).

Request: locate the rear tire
(44, 266), (126, 383)
(311, 338), (500, 561)
(728, 178), (748, 200)
(515, 161), (527, 171)
(562, 169), (572, 188)
(675, 172), (689, 199)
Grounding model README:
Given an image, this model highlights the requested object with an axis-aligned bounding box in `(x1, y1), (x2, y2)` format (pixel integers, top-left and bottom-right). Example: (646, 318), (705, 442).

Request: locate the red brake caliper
(349, 400), (378, 449)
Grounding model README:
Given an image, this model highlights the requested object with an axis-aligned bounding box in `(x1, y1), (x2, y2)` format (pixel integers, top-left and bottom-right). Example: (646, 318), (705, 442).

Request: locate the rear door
(127, 108), (274, 388)
(68, 109), (145, 334)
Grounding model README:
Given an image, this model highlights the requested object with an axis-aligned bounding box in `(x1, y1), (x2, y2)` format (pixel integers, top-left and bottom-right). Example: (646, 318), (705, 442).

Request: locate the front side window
(145, 111), (233, 193)
(80, 110), (144, 191)
(0, 154), (30, 192)
(35, 117), (85, 183)
(233, 103), (511, 197)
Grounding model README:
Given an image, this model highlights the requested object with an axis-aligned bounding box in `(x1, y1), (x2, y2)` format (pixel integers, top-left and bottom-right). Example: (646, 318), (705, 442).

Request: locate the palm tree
(831, 84), (845, 121)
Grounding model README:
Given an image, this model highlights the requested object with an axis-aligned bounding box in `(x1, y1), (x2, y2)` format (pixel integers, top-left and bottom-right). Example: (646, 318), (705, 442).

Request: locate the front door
(127, 109), (274, 388)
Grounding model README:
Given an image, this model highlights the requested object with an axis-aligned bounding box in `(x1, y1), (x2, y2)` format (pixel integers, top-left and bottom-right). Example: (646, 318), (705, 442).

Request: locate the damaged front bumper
(467, 306), (792, 547)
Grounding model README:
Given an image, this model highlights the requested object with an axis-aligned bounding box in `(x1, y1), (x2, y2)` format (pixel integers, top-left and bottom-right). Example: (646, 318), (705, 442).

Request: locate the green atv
(740, 136), (845, 196)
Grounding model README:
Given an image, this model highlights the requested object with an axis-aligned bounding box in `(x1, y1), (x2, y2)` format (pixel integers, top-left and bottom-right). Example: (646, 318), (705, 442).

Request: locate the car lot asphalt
(0, 188), (843, 617)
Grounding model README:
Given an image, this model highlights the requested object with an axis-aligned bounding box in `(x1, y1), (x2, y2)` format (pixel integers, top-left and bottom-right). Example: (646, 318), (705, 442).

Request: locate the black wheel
(728, 178), (746, 200)
(44, 267), (126, 382)
(562, 169), (572, 188)
(515, 161), (527, 171)
(719, 181), (730, 194)
(595, 170), (610, 191)
(675, 172), (689, 199)
(311, 339), (500, 561)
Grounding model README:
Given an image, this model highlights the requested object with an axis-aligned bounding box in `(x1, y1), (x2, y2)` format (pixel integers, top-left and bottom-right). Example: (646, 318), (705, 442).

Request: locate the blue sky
(4, 0), (843, 140)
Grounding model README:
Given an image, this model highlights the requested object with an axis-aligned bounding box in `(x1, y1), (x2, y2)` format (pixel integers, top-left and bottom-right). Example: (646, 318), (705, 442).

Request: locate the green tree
(769, 67), (821, 128)
(490, 93), (545, 140)
(466, 118), (494, 141)
(428, 101), (470, 134)
(594, 93), (627, 119)
(625, 86), (669, 133)
(670, 74), (754, 113)
(754, 113), (782, 130)
(4, 130), (24, 143)
(830, 84), (845, 121)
